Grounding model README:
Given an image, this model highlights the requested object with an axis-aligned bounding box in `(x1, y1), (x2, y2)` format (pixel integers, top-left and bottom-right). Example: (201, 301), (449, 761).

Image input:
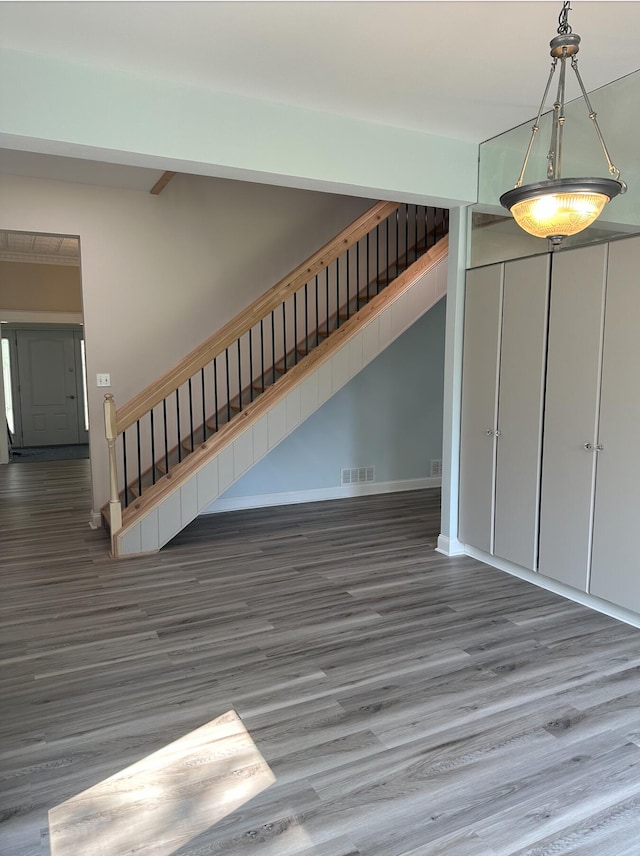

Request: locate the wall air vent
(341, 466), (375, 486)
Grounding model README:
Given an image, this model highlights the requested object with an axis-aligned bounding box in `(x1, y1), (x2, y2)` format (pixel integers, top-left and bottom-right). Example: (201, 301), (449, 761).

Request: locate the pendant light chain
(557, 2), (572, 36)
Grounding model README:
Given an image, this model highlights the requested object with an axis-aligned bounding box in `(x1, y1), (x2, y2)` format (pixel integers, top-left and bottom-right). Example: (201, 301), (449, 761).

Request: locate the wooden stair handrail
(115, 236), (448, 533)
(116, 200), (400, 433)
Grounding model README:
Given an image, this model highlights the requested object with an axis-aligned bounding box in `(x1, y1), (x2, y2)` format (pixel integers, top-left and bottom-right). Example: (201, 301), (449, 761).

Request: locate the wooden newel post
(103, 393), (122, 535)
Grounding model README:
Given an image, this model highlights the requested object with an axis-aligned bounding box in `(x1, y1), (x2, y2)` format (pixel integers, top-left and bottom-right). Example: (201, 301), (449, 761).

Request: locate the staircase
(102, 201), (449, 556)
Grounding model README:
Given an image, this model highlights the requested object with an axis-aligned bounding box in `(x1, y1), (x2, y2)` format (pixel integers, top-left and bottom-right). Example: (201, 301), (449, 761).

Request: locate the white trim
(202, 477), (441, 515)
(465, 544), (640, 630)
(436, 534), (465, 556)
(0, 343), (7, 464)
(0, 310), (83, 325)
(88, 510), (103, 530)
(439, 206), (468, 551)
(0, 252), (80, 267)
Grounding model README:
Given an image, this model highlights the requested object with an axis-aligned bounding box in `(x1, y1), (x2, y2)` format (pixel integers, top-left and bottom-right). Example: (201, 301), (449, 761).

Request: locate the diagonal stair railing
(103, 201), (448, 537)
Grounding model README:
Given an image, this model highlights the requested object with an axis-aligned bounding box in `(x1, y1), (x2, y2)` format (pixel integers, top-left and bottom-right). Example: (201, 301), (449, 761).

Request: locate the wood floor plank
(2, 461), (640, 853)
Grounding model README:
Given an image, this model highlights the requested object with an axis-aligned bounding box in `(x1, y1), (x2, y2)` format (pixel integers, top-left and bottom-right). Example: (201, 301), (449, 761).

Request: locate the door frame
(1, 322), (88, 448)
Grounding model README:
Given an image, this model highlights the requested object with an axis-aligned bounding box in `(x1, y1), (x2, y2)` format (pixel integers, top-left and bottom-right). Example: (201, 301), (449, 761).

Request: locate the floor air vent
(341, 466), (375, 486)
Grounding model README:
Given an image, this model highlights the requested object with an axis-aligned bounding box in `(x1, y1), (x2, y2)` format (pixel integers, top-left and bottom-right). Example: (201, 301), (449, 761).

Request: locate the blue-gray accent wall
(206, 297), (446, 507)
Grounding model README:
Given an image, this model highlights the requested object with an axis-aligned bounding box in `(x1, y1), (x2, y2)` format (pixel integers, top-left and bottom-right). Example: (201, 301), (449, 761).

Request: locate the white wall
(0, 48), (478, 208)
(0, 170), (371, 513)
(205, 298), (446, 512)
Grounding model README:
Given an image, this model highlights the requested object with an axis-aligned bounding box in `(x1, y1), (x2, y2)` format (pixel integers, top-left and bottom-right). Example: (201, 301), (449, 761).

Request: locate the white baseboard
(465, 544), (640, 630)
(435, 534), (465, 556)
(202, 477), (441, 515)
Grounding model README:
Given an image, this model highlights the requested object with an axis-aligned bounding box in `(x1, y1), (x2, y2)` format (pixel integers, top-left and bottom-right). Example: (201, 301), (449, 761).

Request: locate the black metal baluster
(282, 302), (287, 374)
(271, 311), (276, 383)
(336, 258), (340, 328)
(237, 338), (242, 412)
(201, 368), (206, 442)
(163, 399), (169, 473)
(176, 389), (182, 462)
(150, 408), (156, 484)
(386, 217), (390, 288)
(366, 232), (370, 300)
(249, 328), (254, 402)
(405, 204), (409, 268)
(315, 274), (319, 347)
(225, 349), (231, 422)
(136, 419), (142, 499)
(356, 241), (361, 310)
(396, 208), (400, 279)
(293, 292), (298, 365)
(304, 282), (309, 355)
(188, 378), (194, 451)
(376, 224), (380, 294)
(346, 248), (350, 320)
(213, 357), (219, 433)
(122, 430), (128, 508)
(325, 267), (330, 337)
(260, 319), (265, 392)
(414, 205), (419, 261)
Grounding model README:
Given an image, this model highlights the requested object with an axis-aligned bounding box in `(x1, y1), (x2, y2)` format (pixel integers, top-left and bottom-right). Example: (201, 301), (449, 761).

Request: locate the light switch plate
(96, 373), (111, 387)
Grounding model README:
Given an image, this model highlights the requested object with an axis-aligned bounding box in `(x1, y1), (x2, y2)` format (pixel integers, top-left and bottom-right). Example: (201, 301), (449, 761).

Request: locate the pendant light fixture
(500, 1), (626, 248)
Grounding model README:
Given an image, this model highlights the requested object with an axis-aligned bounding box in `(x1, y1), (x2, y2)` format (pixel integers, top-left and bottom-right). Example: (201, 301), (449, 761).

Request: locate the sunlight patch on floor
(48, 710), (276, 856)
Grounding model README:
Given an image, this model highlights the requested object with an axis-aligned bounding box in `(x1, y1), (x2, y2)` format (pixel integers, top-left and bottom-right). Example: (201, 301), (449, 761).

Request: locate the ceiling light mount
(500, 1), (626, 248)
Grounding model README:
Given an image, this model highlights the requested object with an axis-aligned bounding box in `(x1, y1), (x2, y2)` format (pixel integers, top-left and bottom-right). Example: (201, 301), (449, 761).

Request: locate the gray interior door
(493, 253), (549, 571)
(538, 243), (607, 591)
(14, 328), (85, 446)
(590, 235), (640, 611)
(458, 263), (503, 553)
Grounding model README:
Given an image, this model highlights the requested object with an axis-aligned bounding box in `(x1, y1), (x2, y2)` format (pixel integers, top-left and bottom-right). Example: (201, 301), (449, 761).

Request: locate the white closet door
(458, 263), (503, 553)
(538, 244), (607, 591)
(590, 236), (640, 611)
(494, 254), (549, 571)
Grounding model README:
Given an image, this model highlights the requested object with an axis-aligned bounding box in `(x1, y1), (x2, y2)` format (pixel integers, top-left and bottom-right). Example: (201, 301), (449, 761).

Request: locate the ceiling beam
(150, 171), (176, 195)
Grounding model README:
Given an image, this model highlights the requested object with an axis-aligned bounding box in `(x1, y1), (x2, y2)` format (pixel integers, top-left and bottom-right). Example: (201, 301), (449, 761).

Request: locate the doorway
(0, 229), (88, 466)
(3, 324), (89, 458)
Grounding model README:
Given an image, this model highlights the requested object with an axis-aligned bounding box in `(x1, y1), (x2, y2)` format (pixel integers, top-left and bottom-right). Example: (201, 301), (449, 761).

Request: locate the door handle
(66, 395), (76, 400)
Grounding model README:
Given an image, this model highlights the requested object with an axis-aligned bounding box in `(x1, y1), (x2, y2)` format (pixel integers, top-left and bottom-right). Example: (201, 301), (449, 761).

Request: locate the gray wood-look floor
(3, 461), (640, 855)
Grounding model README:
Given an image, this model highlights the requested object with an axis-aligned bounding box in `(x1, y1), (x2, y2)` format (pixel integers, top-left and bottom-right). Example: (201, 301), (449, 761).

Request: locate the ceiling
(0, 1), (639, 191)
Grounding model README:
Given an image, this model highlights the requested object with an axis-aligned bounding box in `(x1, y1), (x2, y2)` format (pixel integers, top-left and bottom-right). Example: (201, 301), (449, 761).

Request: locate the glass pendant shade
(500, 177), (623, 241)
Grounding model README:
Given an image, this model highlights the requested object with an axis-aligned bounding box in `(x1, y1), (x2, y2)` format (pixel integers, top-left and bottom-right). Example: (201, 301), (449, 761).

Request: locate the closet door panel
(459, 264), (503, 553)
(590, 236), (640, 611)
(538, 244), (607, 591)
(494, 254), (549, 570)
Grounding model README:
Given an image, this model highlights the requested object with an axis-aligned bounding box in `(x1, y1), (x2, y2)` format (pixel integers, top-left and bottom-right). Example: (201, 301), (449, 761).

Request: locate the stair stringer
(114, 242), (448, 557)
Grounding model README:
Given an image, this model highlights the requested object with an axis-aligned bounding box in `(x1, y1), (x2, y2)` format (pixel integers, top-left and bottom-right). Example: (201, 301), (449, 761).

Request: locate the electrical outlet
(96, 373), (111, 388)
